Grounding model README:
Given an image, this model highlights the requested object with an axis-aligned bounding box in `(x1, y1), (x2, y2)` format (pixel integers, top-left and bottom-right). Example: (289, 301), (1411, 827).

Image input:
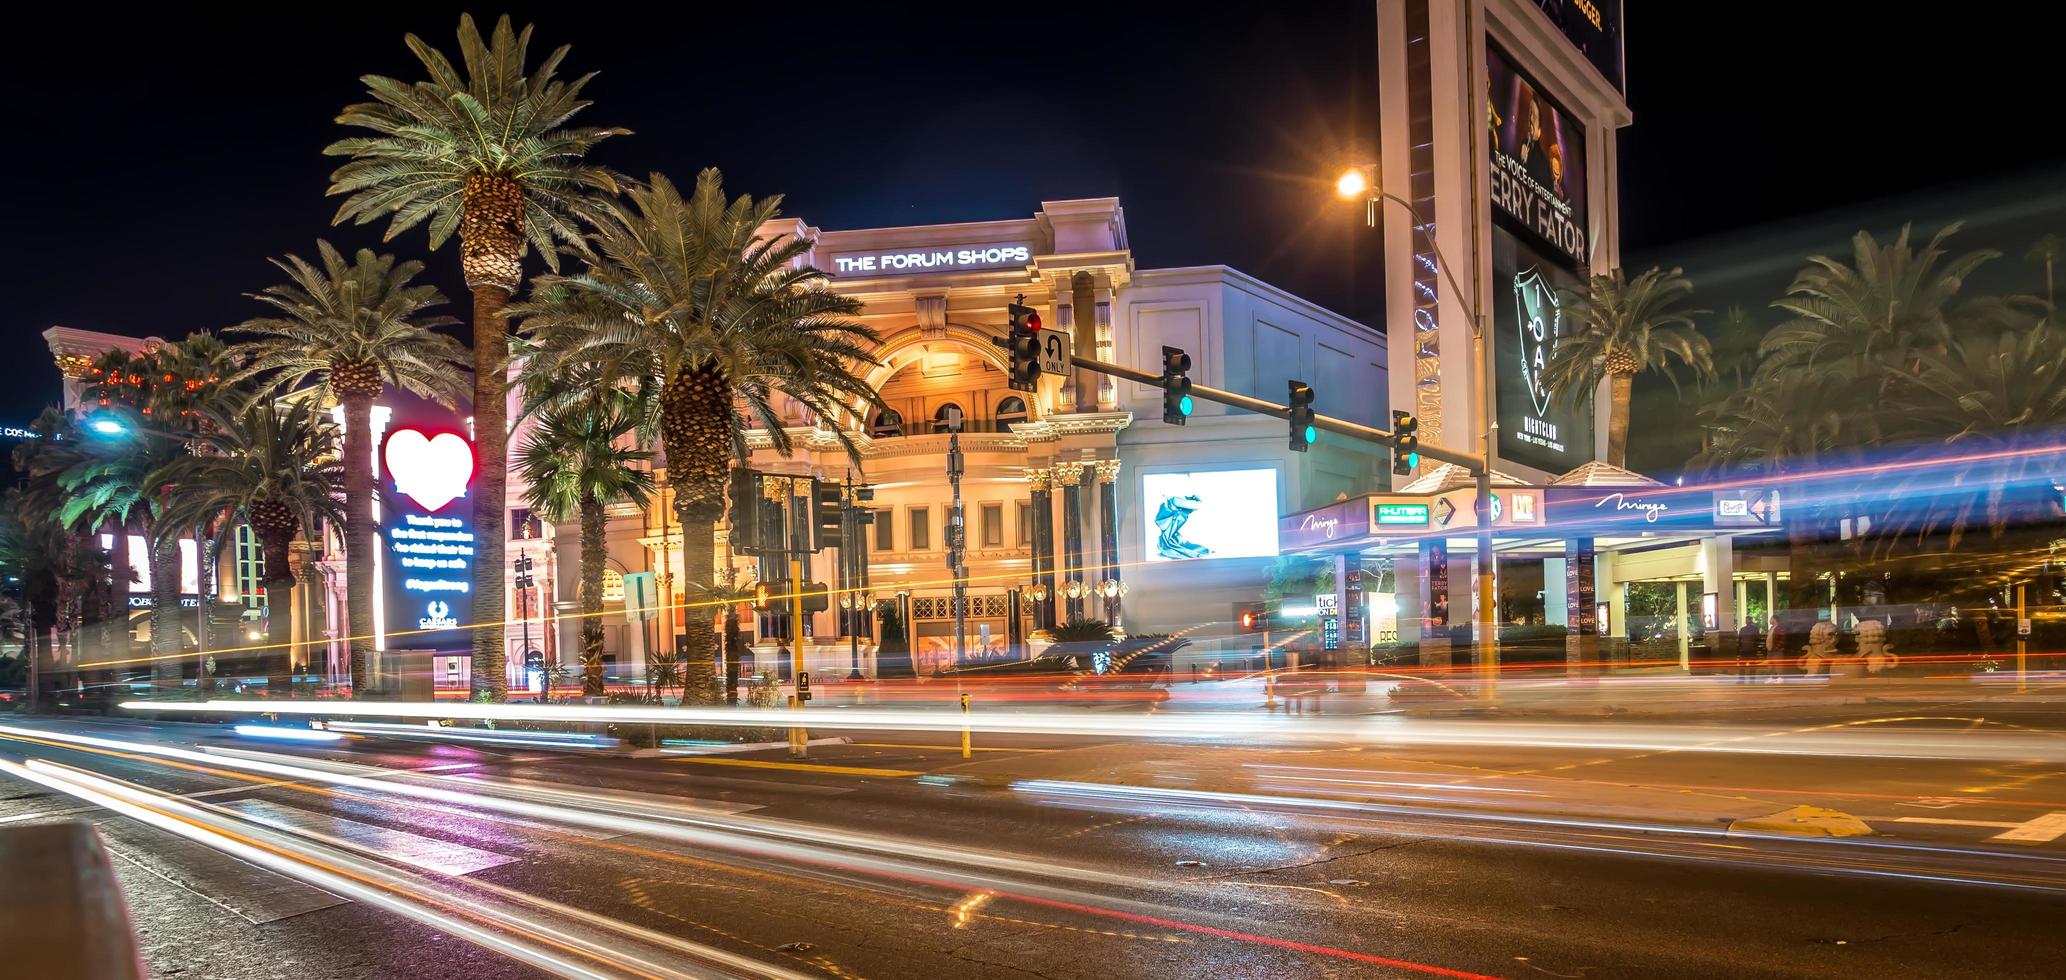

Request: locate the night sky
(7, 3), (2064, 472)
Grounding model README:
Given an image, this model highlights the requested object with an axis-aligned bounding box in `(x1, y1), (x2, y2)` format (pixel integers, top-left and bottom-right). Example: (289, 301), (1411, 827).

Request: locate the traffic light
(753, 581), (770, 610)
(1005, 295), (1042, 393)
(1391, 410), (1420, 476)
(810, 479), (843, 552)
(1235, 601), (1266, 633)
(727, 468), (762, 553)
(1160, 346), (1194, 425)
(1287, 380), (1317, 452)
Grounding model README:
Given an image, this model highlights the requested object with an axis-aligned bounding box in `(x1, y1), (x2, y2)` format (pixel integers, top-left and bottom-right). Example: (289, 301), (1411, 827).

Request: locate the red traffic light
(1239, 611), (1257, 629)
(1023, 312), (1042, 332)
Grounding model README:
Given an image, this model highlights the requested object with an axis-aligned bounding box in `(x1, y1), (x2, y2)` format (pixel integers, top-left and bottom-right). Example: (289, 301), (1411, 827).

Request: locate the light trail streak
(231, 724), (345, 743)
(120, 701), (2066, 763)
(0, 723), (1496, 974)
(321, 720), (620, 749)
(0, 758), (785, 980)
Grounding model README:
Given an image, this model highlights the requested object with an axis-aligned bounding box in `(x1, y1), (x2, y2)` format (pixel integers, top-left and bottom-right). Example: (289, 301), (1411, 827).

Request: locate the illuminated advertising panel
(1143, 468), (1280, 562)
(1494, 225), (1596, 473)
(381, 424), (477, 650)
(1488, 45), (1589, 266)
(1529, 0), (1623, 93)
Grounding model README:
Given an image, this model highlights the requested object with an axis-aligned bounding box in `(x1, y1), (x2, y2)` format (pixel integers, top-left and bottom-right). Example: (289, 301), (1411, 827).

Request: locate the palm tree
(514, 170), (883, 696)
(154, 401), (345, 695)
(232, 242), (465, 696)
(513, 384), (654, 698)
(327, 13), (626, 701)
(1539, 266), (1712, 468)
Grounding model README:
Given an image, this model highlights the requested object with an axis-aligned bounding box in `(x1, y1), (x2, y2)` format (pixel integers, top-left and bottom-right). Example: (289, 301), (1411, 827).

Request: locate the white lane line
(1891, 817), (2022, 828)
(224, 799), (516, 875)
(1993, 811), (2066, 844)
(0, 780), (296, 824)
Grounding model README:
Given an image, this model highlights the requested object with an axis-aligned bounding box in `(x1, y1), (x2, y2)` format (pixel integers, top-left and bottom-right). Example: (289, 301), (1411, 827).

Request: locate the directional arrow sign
(1035, 328), (1072, 375)
(1435, 497), (1457, 527)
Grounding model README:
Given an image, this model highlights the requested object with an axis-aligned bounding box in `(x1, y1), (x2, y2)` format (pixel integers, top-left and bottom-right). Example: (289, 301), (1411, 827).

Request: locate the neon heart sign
(383, 429), (475, 512)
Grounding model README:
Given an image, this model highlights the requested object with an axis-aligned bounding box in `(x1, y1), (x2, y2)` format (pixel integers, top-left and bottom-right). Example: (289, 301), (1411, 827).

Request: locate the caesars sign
(829, 243), (1033, 276)
(1487, 45), (1588, 267)
(1493, 226), (1595, 473)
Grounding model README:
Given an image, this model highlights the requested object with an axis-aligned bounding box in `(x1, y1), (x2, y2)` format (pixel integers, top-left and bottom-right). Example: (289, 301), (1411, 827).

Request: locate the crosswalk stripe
(224, 799), (516, 876)
(1992, 811), (2066, 843)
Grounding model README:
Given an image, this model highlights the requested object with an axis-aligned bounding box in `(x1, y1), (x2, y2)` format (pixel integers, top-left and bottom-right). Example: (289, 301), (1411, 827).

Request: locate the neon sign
(830, 244), (1032, 276)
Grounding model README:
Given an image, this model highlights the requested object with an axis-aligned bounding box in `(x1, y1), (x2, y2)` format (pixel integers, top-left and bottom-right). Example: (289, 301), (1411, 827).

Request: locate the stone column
(1700, 535), (1736, 670)
(1027, 467), (1057, 629)
(1093, 459), (1123, 626)
(1055, 462), (1088, 622)
(1093, 294), (1116, 411)
(1417, 539), (1453, 669)
(1564, 537), (1598, 676)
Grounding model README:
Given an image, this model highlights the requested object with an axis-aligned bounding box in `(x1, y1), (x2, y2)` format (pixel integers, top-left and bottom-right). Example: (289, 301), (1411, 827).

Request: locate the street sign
(623, 571), (658, 622)
(1716, 489), (1780, 526)
(1434, 497), (1458, 527)
(2019, 619), (2033, 637)
(1034, 328), (1072, 375)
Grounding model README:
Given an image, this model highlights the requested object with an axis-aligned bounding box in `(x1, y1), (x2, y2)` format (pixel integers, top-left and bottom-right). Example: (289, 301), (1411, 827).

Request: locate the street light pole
(1345, 173), (1501, 698)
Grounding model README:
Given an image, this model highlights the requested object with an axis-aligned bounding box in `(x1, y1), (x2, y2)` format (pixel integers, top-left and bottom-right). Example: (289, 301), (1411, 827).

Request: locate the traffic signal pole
(1066, 355), (1483, 472)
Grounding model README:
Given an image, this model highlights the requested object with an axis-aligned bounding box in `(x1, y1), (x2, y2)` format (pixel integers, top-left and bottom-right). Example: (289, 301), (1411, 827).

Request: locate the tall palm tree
(514, 170), (883, 695)
(1540, 266), (1712, 468)
(154, 401), (346, 695)
(232, 241), (465, 697)
(327, 13), (626, 701)
(513, 384), (654, 697)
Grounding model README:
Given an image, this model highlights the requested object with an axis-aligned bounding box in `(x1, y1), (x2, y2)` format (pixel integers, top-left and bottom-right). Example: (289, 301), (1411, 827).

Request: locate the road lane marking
(224, 799), (516, 875)
(848, 742), (1060, 753)
(667, 757), (922, 777)
(1993, 811), (2066, 843)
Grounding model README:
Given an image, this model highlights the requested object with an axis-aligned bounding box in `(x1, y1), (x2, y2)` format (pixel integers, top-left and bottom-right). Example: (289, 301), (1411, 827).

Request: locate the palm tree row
(9, 13), (882, 703)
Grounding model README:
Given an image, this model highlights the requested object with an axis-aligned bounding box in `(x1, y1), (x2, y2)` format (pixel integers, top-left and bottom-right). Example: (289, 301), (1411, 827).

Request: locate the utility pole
(946, 407), (968, 668)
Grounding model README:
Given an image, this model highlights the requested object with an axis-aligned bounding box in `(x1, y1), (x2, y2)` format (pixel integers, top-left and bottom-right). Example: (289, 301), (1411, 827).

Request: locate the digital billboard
(1142, 468), (1280, 562)
(1494, 225), (1596, 474)
(379, 413), (478, 652)
(1488, 45), (1589, 267)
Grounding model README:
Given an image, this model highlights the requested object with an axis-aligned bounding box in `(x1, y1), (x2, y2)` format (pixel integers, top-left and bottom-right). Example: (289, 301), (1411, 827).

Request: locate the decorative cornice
(1006, 411), (1133, 441)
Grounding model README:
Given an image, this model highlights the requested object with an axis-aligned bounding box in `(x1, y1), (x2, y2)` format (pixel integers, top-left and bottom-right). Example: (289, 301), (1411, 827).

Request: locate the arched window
(932, 402), (965, 433)
(996, 396), (1028, 432)
(870, 409), (904, 439)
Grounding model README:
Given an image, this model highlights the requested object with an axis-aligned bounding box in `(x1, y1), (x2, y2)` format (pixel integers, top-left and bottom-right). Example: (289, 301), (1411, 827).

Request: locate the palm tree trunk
(578, 496), (607, 698)
(470, 285), (511, 702)
(148, 533), (182, 688)
(661, 362), (733, 706)
(261, 533), (296, 697)
(1606, 372), (1634, 469)
(342, 392), (376, 697)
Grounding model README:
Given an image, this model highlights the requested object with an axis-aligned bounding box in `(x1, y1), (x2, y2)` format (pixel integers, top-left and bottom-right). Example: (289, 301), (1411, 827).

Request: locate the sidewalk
(1386, 671), (2066, 720)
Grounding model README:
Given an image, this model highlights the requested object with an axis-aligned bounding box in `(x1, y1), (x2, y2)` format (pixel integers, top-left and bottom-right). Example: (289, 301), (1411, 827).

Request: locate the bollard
(960, 693), (972, 759)
(787, 694), (806, 759)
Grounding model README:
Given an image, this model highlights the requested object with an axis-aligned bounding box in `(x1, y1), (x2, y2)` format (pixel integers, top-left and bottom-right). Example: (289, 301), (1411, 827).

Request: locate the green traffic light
(1407, 452), (1419, 467)
(1303, 424), (1317, 444)
(1178, 394), (1194, 416)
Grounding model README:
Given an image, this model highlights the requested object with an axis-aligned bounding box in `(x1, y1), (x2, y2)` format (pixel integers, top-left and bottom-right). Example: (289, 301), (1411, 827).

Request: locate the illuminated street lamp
(1336, 164), (1501, 697)
(89, 417), (126, 435)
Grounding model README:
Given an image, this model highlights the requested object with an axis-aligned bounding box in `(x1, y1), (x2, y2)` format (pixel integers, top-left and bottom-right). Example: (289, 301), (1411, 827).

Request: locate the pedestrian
(1736, 620), (1763, 683)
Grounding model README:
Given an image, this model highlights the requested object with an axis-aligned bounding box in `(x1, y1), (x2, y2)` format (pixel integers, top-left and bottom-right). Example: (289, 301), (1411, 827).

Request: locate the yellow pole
(2017, 582), (2028, 693)
(960, 693), (971, 759)
(790, 556), (808, 758)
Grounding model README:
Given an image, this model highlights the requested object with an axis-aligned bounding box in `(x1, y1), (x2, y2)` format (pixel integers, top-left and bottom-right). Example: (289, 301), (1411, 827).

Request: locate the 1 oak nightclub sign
(1488, 45), (1588, 266)
(1494, 226), (1595, 473)
(382, 426), (477, 650)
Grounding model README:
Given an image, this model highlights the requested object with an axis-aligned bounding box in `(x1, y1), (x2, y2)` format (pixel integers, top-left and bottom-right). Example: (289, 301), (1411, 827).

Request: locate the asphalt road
(4, 707), (2066, 980)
